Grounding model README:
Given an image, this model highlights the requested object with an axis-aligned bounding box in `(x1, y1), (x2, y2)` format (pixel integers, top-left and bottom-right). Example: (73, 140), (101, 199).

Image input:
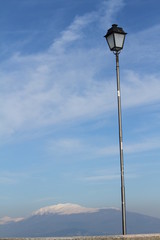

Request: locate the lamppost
(104, 24), (127, 235)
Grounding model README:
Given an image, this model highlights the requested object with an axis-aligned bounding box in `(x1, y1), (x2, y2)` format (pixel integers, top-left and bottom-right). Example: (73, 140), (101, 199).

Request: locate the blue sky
(0, 0), (160, 220)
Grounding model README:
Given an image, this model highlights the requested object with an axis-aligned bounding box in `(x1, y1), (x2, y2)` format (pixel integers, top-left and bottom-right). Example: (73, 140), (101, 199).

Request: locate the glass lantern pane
(107, 34), (115, 50)
(114, 33), (125, 48)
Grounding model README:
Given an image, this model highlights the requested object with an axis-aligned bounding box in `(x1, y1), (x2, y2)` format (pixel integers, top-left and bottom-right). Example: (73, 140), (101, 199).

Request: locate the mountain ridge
(0, 203), (160, 237)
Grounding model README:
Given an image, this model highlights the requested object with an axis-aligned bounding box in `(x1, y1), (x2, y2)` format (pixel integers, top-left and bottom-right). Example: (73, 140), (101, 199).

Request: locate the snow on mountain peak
(33, 203), (99, 216)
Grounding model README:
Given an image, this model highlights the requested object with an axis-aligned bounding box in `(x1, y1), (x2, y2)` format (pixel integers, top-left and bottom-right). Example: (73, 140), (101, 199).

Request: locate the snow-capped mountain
(0, 203), (160, 237)
(32, 203), (99, 215)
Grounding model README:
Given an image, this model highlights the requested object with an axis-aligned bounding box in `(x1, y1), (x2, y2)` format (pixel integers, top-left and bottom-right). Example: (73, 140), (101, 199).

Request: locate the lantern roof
(104, 24), (127, 38)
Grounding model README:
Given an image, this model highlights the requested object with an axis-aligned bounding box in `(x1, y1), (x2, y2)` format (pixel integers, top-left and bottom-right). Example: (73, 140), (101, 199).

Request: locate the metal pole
(115, 52), (127, 235)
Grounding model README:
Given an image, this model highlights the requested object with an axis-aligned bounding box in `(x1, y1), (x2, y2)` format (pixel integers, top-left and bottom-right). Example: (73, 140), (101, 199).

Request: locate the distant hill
(0, 203), (160, 237)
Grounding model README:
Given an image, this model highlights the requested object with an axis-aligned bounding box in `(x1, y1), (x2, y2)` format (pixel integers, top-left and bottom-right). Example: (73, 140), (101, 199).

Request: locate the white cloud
(0, 0), (159, 143)
(126, 24), (160, 65)
(0, 216), (23, 225)
(81, 166), (138, 182)
(48, 138), (83, 155)
(47, 132), (160, 160)
(96, 145), (118, 156)
(125, 137), (160, 155)
(97, 136), (160, 157)
(0, 46), (116, 140)
(84, 174), (120, 181)
(83, 173), (137, 182)
(0, 7), (115, 141)
(121, 70), (160, 108)
(51, 12), (97, 52)
(100, 0), (125, 29)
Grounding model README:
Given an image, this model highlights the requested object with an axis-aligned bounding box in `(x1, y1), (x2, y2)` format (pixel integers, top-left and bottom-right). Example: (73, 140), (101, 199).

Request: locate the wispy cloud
(0, 0), (159, 144)
(84, 174), (120, 181)
(0, 14), (116, 140)
(51, 12), (97, 52)
(47, 134), (160, 162)
(83, 173), (138, 182)
(100, 0), (125, 29)
(48, 138), (83, 153)
(126, 24), (160, 65)
(81, 167), (137, 182)
(97, 137), (160, 157)
(0, 216), (23, 225)
(121, 70), (160, 108)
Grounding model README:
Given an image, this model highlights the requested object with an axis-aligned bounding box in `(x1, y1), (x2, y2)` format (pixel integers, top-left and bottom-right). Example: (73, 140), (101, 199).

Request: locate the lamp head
(104, 24), (127, 53)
